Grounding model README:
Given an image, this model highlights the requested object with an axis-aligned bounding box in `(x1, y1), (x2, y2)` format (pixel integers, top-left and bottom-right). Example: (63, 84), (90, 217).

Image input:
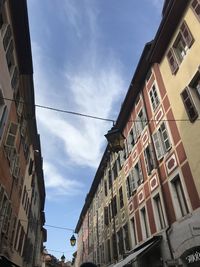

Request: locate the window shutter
(180, 21), (194, 48)
(126, 177), (131, 199)
(0, 186), (4, 210)
(152, 131), (164, 160)
(132, 123), (137, 143)
(127, 133), (133, 153)
(0, 105), (8, 140)
(3, 24), (12, 51)
(181, 87), (198, 122)
(191, 0), (200, 19)
(13, 154), (20, 179)
(167, 49), (179, 74)
(142, 107), (147, 126)
(124, 139), (129, 158)
(138, 160), (143, 183)
(136, 115), (142, 136)
(130, 170), (136, 193)
(2, 202), (12, 234)
(5, 122), (18, 147)
(104, 207), (109, 226)
(144, 148), (150, 175)
(160, 122), (171, 151)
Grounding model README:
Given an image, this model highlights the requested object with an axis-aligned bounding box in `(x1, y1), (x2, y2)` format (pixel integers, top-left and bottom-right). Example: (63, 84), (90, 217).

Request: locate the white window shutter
(5, 122), (18, 147)
(144, 148), (150, 175)
(130, 170), (136, 193)
(152, 131), (164, 160)
(138, 160), (143, 183)
(132, 124), (137, 143)
(126, 177), (130, 199)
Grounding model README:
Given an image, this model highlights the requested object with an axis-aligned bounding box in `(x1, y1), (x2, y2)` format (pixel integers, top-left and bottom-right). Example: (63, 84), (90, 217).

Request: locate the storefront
(113, 236), (162, 267)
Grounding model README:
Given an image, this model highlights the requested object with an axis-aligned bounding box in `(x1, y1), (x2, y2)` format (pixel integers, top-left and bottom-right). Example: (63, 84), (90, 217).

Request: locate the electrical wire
(18, 218), (75, 232)
(1, 96), (200, 123)
(1, 97), (115, 123)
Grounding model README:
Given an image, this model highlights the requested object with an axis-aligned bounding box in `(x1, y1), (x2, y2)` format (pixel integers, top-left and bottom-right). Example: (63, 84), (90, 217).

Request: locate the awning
(113, 236), (161, 267)
(0, 255), (20, 267)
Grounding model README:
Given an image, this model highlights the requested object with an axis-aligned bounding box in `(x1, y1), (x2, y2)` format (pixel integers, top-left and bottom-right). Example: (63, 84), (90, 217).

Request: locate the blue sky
(27, 0), (164, 261)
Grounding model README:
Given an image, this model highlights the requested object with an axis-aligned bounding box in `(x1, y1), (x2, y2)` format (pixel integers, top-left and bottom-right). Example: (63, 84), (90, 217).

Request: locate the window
(140, 207), (149, 239)
(181, 87), (198, 122)
(6, 40), (15, 74)
(191, 0), (200, 21)
(171, 175), (189, 219)
(144, 144), (155, 175)
(126, 172), (136, 199)
(153, 122), (171, 160)
(167, 21), (194, 73)
(117, 228), (124, 255)
(119, 186), (124, 208)
(104, 206), (109, 226)
(108, 170), (112, 190)
(132, 160), (143, 186)
(123, 224), (130, 251)
(127, 125), (137, 153)
(107, 239), (111, 263)
(112, 234), (118, 260)
(112, 161), (118, 180)
(111, 195), (117, 217)
(4, 122), (18, 148)
(3, 24), (12, 51)
(17, 227), (25, 255)
(131, 217), (137, 246)
(0, 89), (8, 140)
(136, 108), (147, 136)
(153, 194), (166, 231)
(149, 84), (160, 111)
(104, 180), (108, 197)
(28, 159), (33, 176)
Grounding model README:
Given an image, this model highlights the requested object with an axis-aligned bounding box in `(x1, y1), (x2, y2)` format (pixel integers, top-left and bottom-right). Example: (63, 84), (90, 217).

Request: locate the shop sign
(181, 246), (200, 265)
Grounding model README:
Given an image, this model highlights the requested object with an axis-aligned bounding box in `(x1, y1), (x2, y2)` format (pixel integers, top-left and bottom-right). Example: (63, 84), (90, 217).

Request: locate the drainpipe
(140, 88), (174, 261)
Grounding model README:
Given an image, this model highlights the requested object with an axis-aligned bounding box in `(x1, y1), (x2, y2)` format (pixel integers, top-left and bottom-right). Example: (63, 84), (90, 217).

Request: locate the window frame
(181, 87), (198, 122)
(170, 174), (190, 219)
(191, 0), (200, 22)
(153, 194), (166, 231)
(167, 21), (194, 74)
(149, 83), (160, 112)
(152, 122), (171, 160)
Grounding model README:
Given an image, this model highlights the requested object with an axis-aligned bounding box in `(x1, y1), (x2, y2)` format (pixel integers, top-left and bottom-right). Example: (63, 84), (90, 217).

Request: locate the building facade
(0, 0), (46, 266)
(75, 1), (200, 267)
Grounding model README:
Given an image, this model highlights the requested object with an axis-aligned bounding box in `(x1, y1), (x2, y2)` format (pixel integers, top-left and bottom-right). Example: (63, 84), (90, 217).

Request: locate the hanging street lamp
(105, 126), (125, 153)
(70, 234), (76, 247)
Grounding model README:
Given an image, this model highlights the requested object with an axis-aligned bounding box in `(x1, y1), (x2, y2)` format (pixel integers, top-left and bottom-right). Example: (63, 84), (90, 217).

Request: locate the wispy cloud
(31, 1), (126, 198)
(44, 162), (84, 199)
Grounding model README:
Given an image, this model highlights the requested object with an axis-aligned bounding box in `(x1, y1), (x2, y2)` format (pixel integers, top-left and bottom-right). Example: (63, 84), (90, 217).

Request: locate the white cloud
(31, 1), (126, 198)
(44, 161), (84, 198)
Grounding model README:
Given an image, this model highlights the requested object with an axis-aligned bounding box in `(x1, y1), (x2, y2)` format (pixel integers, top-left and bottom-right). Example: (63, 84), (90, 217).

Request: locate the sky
(27, 0), (164, 262)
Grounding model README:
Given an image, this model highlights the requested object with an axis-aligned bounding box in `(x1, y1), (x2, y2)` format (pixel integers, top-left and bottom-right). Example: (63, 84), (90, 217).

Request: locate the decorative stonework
(121, 212), (125, 221)
(150, 174), (158, 192)
(132, 149), (138, 163)
(138, 189), (144, 204)
(115, 218), (119, 228)
(124, 162), (129, 175)
(165, 153), (177, 175)
(142, 130), (149, 146)
(155, 107), (164, 125)
(129, 203), (133, 213)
